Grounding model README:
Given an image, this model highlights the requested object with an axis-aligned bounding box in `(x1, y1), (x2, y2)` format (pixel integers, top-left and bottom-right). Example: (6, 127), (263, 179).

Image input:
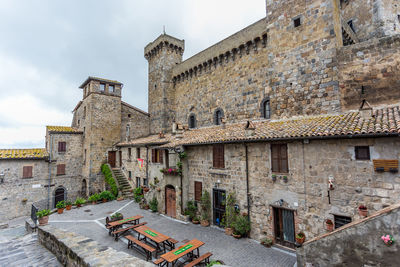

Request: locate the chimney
(172, 122), (177, 135)
(221, 117), (226, 129)
(359, 100), (373, 119)
(245, 121), (256, 137)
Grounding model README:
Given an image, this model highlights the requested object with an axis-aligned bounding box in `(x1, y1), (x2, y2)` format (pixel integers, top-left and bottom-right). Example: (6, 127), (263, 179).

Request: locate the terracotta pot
(77, 204), (82, 207)
(200, 220), (210, 227)
(326, 222), (334, 231)
(358, 208), (368, 217)
(296, 236), (305, 244)
(66, 205), (72, 210)
(192, 220), (200, 224)
(92, 201), (97, 205)
(225, 227), (234, 236)
(143, 187), (150, 193)
(102, 199), (107, 203)
(38, 216), (49, 226)
(232, 234), (241, 239)
(57, 208), (64, 214)
(117, 197), (124, 201)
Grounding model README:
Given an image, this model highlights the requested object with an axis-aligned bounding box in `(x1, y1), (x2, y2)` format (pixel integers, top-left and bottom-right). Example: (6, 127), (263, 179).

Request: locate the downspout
(244, 143), (250, 220)
(47, 134), (53, 209)
(180, 156), (183, 215)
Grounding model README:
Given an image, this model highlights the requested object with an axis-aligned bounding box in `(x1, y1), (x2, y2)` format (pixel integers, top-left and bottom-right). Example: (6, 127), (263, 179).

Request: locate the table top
(108, 215), (143, 227)
(134, 225), (170, 244)
(161, 239), (204, 263)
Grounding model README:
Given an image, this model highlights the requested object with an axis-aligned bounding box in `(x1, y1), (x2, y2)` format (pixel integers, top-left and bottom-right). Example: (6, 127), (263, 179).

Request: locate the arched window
(260, 98), (271, 119)
(188, 114), (196, 129)
(214, 108), (224, 125)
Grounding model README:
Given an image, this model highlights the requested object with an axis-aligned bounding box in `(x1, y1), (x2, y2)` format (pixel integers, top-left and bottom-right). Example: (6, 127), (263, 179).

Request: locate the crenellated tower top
(144, 34), (184, 61)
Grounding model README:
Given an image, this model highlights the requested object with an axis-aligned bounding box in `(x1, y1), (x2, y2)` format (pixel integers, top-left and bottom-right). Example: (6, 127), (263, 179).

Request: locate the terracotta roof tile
(46, 126), (80, 133)
(0, 148), (48, 160)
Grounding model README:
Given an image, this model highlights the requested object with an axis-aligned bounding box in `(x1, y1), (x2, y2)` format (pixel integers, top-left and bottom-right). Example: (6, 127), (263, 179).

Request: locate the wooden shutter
(165, 150), (169, 168)
(159, 149), (163, 164)
(58, 142), (66, 152)
(23, 166), (32, 178)
(136, 148), (140, 159)
(152, 149), (156, 163)
(271, 144), (280, 172)
(57, 164), (66, 175)
(194, 181), (202, 202)
(280, 144), (288, 173)
(213, 144), (224, 168)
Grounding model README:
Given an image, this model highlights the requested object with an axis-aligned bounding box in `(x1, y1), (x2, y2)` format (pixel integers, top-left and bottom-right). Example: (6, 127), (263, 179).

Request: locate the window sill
(209, 168), (228, 176)
(22, 177), (33, 179)
(56, 174), (65, 176)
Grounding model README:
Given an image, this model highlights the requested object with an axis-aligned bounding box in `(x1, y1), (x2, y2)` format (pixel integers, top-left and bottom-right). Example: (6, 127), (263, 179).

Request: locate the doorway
(119, 151), (122, 167)
(212, 188), (226, 227)
(54, 187), (66, 208)
(273, 207), (295, 248)
(108, 151), (116, 167)
(165, 185), (176, 218)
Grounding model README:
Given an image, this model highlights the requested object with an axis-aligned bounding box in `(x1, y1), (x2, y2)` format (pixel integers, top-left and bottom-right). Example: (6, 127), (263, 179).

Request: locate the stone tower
(72, 77), (123, 193)
(144, 34), (184, 134)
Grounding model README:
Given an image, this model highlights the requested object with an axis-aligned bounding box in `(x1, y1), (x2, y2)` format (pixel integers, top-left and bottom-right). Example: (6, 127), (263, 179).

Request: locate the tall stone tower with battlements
(144, 34), (184, 134)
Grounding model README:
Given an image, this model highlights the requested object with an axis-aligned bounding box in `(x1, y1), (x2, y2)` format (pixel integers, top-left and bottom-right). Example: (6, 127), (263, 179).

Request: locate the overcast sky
(0, 0), (266, 149)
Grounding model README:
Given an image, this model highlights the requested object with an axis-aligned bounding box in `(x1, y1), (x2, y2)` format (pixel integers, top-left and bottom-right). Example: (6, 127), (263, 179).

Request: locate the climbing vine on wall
(101, 164), (118, 197)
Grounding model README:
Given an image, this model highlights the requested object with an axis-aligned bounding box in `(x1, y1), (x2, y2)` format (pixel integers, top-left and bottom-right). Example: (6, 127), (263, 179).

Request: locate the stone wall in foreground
(38, 225), (152, 267)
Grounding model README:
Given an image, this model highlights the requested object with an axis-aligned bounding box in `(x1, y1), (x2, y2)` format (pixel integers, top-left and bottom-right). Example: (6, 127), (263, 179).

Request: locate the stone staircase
(112, 168), (133, 198)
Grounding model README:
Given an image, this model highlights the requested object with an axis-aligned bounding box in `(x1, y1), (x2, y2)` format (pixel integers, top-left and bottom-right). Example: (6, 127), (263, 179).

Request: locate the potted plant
(261, 237), (273, 247)
(88, 193), (100, 204)
(117, 196), (124, 201)
(192, 216), (200, 224)
(149, 196), (158, 212)
(133, 187), (143, 203)
(143, 186), (150, 193)
(296, 232), (306, 244)
(224, 192), (236, 235)
(37, 209), (51, 226)
(381, 234), (395, 246)
(75, 197), (86, 207)
(358, 205), (368, 217)
(100, 190), (115, 202)
(200, 191), (211, 227)
(56, 200), (66, 214)
(325, 219), (334, 231)
(65, 200), (73, 210)
(232, 214), (251, 239)
(110, 212), (123, 222)
(184, 200), (197, 221)
(272, 174), (277, 182)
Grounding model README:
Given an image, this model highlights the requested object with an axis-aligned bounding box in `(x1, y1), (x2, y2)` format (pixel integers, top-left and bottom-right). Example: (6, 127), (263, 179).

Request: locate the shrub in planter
(192, 216), (200, 224)
(358, 205), (368, 217)
(296, 232), (306, 244)
(261, 237), (273, 247)
(110, 212), (123, 222)
(133, 187), (143, 203)
(149, 197), (158, 212)
(75, 197), (86, 207)
(37, 209), (51, 225)
(232, 214), (251, 238)
(101, 164), (118, 197)
(100, 190), (115, 202)
(325, 219), (334, 231)
(200, 191), (211, 227)
(56, 200), (66, 214)
(184, 200), (197, 221)
(224, 192), (237, 235)
(88, 193), (100, 204)
(65, 200), (73, 210)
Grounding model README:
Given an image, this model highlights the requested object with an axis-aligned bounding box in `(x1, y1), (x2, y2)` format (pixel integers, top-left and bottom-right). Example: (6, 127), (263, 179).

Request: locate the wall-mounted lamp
(0, 172), (4, 184)
(214, 179), (221, 188)
(328, 175), (335, 190)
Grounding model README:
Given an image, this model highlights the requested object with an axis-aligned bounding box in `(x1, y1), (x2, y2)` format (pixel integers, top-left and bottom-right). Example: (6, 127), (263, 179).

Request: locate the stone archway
(165, 185), (176, 218)
(53, 186), (67, 208)
(81, 179), (87, 198)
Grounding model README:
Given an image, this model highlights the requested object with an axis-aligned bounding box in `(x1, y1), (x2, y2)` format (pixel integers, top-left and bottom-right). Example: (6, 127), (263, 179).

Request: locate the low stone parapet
(38, 225), (153, 266)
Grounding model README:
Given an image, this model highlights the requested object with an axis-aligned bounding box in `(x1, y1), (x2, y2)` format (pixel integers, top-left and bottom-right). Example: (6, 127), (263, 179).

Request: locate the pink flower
(168, 168), (172, 173)
(381, 235), (390, 243)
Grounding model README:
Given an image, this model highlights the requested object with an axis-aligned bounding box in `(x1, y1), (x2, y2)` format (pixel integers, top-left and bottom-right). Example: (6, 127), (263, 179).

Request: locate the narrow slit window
(294, 17), (301, 28)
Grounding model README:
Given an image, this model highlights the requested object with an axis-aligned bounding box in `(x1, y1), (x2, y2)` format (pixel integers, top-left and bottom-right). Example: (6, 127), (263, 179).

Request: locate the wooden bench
(165, 238), (178, 250)
(153, 258), (165, 266)
(125, 235), (156, 261)
(111, 222), (147, 241)
(184, 252), (213, 267)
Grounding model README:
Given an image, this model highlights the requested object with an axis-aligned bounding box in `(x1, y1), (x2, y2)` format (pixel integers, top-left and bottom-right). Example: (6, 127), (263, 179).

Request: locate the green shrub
(149, 196), (158, 212)
(133, 187), (143, 203)
(75, 197), (86, 205)
(100, 190), (115, 201)
(200, 191), (211, 221)
(224, 192), (237, 228)
(101, 164), (118, 197)
(65, 200), (72, 206)
(111, 212), (123, 220)
(37, 209), (51, 218)
(232, 214), (251, 236)
(88, 193), (100, 202)
(184, 200), (197, 220)
(206, 260), (222, 267)
(56, 200), (65, 209)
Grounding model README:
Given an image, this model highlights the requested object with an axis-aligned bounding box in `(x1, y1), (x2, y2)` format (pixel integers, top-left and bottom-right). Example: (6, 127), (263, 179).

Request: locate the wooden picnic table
(134, 225), (170, 255)
(106, 215), (143, 235)
(160, 239), (204, 267)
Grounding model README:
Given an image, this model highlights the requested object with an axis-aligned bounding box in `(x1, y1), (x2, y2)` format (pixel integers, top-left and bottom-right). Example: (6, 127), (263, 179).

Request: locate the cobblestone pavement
(49, 199), (297, 267)
(0, 226), (61, 267)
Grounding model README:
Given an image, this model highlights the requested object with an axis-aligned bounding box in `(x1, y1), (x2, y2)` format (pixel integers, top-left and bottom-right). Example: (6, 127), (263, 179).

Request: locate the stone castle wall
(120, 103), (150, 141)
(338, 34), (400, 111)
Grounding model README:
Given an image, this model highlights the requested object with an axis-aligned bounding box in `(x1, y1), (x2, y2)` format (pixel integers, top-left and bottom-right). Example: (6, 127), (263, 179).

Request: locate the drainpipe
(180, 156), (183, 215)
(244, 143), (251, 220)
(47, 134), (53, 209)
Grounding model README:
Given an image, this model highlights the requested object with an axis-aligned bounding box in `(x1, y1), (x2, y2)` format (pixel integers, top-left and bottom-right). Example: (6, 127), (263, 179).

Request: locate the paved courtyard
(48, 199), (296, 267)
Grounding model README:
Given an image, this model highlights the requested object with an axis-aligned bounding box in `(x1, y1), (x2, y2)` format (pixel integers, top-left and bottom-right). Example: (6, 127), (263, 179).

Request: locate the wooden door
(165, 186), (176, 218)
(108, 151), (116, 167)
(273, 207), (295, 248)
(119, 151), (122, 167)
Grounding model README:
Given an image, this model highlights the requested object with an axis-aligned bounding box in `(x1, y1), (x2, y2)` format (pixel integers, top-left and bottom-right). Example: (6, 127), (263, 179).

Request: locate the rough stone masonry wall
(338, 34), (400, 111)
(172, 0), (340, 128)
(297, 203), (400, 267)
(38, 225), (152, 267)
(0, 159), (81, 221)
(120, 104), (150, 141)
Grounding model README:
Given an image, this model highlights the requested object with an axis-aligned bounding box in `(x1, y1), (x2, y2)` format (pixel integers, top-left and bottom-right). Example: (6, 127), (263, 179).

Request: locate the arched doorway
(81, 179), (87, 198)
(54, 187), (66, 208)
(165, 185), (176, 218)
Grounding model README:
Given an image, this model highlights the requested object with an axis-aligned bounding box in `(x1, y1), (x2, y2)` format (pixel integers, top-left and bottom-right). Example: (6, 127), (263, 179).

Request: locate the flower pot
(358, 208), (368, 217)
(91, 201), (97, 205)
(156, 187), (161, 192)
(233, 234), (241, 239)
(66, 205), (72, 210)
(200, 220), (210, 227)
(38, 216), (49, 226)
(225, 227), (234, 236)
(102, 199), (107, 203)
(117, 197), (124, 201)
(57, 208), (64, 214)
(77, 204), (82, 208)
(296, 236), (305, 244)
(192, 220), (200, 224)
(143, 187), (150, 193)
(325, 222), (334, 232)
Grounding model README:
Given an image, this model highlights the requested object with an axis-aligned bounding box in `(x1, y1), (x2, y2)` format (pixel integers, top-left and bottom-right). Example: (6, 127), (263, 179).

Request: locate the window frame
(214, 108), (224, 125)
(355, 146), (370, 160)
(151, 149), (163, 163)
(22, 166), (33, 178)
(213, 144), (225, 169)
(136, 177), (141, 188)
(136, 147), (140, 159)
(128, 148), (132, 161)
(188, 114), (196, 129)
(271, 144), (289, 173)
(194, 181), (202, 202)
(58, 141), (66, 153)
(334, 214), (352, 229)
(260, 98), (271, 119)
(100, 83), (106, 92)
(56, 164), (66, 176)
(109, 84), (115, 93)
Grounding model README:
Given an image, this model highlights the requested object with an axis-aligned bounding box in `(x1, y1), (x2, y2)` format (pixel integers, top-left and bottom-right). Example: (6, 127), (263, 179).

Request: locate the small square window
(136, 177), (141, 188)
(23, 166), (33, 178)
(128, 114), (131, 118)
(334, 214), (351, 229)
(294, 17), (301, 28)
(109, 85), (115, 93)
(100, 83), (105, 92)
(143, 178), (148, 187)
(355, 146), (370, 160)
